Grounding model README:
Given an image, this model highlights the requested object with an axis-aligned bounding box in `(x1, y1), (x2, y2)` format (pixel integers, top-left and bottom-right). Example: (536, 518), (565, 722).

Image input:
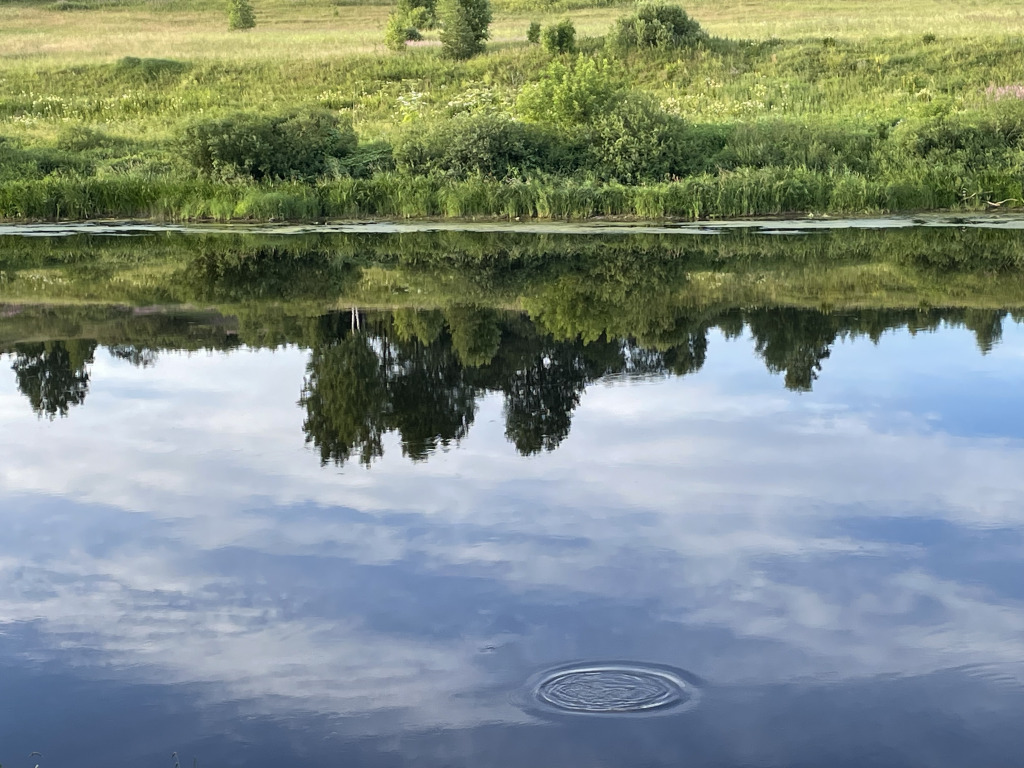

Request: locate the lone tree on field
(228, 0), (256, 29)
(438, 0), (492, 60)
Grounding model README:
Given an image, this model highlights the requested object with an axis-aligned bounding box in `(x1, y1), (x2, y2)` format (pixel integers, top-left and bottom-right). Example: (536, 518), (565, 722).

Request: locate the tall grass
(1, 165), (1019, 221)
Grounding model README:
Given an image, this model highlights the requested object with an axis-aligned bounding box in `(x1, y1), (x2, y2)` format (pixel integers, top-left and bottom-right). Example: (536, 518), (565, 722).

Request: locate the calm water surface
(1, 230), (1023, 768)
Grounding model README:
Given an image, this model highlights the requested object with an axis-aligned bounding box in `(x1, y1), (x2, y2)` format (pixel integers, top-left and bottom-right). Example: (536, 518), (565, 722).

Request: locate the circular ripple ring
(533, 664), (692, 714)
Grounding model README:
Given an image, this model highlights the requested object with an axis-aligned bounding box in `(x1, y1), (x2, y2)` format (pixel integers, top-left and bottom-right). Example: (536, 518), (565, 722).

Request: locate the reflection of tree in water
(445, 305), (502, 368)
(298, 309), (635, 464)
(962, 309), (1004, 354)
(747, 309), (838, 392)
(299, 310), (477, 466)
(744, 307), (1010, 390)
(108, 344), (159, 368)
(7, 301), (1020, 460)
(300, 324), (389, 466)
(494, 342), (592, 455)
(10, 339), (96, 419)
(389, 312), (477, 461)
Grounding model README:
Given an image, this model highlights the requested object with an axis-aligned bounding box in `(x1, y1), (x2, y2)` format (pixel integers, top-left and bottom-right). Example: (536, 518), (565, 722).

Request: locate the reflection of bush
(183, 242), (354, 302)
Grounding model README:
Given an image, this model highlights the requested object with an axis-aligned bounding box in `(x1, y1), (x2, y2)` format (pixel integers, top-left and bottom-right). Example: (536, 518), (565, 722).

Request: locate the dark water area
(1, 228), (1024, 768)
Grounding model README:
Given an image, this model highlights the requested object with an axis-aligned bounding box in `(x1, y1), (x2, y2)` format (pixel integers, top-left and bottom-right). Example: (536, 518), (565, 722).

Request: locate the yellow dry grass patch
(2, 0), (1021, 69)
(683, 0), (1024, 39)
(0, 2), (392, 63)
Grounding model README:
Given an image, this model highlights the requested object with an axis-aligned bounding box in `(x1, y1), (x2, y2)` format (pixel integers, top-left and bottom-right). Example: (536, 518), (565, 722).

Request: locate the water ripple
(526, 663), (699, 716)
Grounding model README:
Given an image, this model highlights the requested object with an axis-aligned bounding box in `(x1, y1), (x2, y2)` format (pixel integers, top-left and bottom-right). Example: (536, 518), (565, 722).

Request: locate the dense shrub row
(8, 91), (1024, 192)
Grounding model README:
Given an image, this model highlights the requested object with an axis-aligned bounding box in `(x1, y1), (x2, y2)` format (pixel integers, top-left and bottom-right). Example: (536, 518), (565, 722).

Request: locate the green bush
(327, 140), (396, 178)
(0, 140), (95, 181)
(181, 110), (358, 181)
(227, 0), (256, 30)
(908, 113), (1024, 159)
(516, 56), (621, 127)
(719, 122), (878, 174)
(438, 0), (492, 60)
(673, 122), (732, 176)
(394, 113), (548, 178)
(607, 3), (705, 55)
(527, 21), (541, 44)
(541, 19), (576, 54)
(588, 95), (688, 182)
(385, 0), (435, 50)
(385, 11), (421, 50)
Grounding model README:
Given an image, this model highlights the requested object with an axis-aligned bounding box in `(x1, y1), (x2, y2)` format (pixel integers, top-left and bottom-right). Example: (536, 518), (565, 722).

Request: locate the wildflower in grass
(985, 84), (1024, 100)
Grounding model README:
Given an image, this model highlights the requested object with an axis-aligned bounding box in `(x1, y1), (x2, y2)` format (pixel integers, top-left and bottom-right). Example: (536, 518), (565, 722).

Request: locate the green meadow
(2, 0), (1024, 221)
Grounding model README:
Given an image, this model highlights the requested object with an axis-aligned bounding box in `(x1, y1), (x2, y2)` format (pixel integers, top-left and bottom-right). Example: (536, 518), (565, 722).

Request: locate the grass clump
(114, 56), (189, 83)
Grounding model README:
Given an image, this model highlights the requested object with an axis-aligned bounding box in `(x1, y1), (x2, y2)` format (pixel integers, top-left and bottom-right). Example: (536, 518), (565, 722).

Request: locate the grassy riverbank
(2, 0), (1024, 221)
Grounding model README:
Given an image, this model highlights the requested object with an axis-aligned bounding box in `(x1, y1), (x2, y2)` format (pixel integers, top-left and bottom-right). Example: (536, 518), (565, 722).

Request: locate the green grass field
(2, 0), (1024, 220)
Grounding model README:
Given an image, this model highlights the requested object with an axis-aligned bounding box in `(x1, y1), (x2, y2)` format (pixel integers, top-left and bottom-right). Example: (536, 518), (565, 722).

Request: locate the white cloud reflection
(1, 328), (1023, 734)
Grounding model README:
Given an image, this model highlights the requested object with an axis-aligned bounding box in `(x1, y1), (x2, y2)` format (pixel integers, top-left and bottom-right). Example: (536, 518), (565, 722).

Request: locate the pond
(0, 226), (1022, 768)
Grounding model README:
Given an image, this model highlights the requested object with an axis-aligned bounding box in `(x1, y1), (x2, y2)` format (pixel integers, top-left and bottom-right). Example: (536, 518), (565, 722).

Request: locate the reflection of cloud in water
(1, 334), (1023, 733)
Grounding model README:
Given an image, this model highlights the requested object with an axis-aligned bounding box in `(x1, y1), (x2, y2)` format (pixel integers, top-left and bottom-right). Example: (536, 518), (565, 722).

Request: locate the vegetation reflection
(10, 339), (95, 419)
(2, 228), (1023, 455)
(2, 301), (1012, 459)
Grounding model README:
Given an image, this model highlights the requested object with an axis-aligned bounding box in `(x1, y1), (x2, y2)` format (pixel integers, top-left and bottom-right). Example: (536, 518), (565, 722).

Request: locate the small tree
(398, 0), (437, 28)
(527, 21), (541, 44)
(541, 19), (576, 54)
(385, 11), (423, 50)
(438, 0), (492, 60)
(227, 0), (256, 30)
(385, 0), (434, 50)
